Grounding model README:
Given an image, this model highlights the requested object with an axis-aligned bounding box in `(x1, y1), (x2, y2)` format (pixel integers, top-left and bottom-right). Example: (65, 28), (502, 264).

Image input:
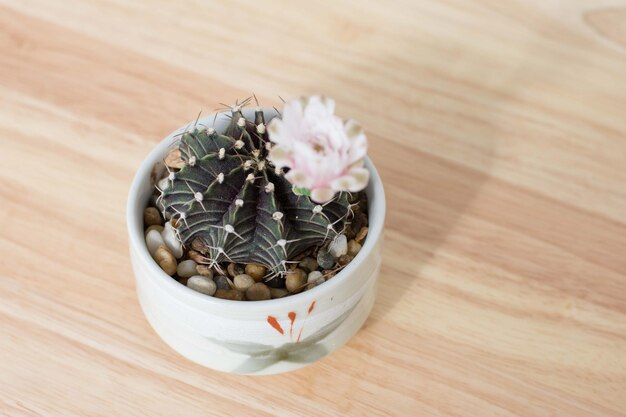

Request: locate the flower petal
(330, 167), (369, 192)
(310, 187), (336, 203)
(349, 159), (364, 169)
(271, 96), (369, 195)
(344, 119), (368, 164)
(304, 96), (336, 121)
(318, 96), (335, 115)
(285, 169), (311, 188)
(344, 119), (363, 139)
(267, 118), (285, 144)
(268, 146), (292, 168)
(347, 167), (370, 192)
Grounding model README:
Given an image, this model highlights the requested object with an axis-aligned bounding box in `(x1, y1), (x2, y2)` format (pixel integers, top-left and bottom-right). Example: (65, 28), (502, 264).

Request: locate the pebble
(270, 288), (289, 299)
(187, 250), (206, 264)
(143, 207), (162, 226)
(177, 259), (198, 278)
(154, 245), (177, 275)
(150, 160), (167, 186)
(144, 224), (164, 236)
(227, 263), (244, 278)
(317, 249), (335, 270)
(233, 274), (255, 291)
(187, 275), (216, 296)
(347, 239), (362, 256)
(214, 289), (244, 301)
(298, 257), (318, 272)
(245, 283), (271, 301)
(328, 234), (348, 258)
(214, 275), (233, 290)
(285, 268), (307, 293)
(161, 221), (183, 258)
(355, 226), (368, 243)
(195, 264), (214, 279)
(145, 229), (165, 256)
(338, 254), (353, 266)
(164, 148), (185, 169)
(191, 238), (207, 252)
(307, 271), (325, 286)
(245, 263), (267, 282)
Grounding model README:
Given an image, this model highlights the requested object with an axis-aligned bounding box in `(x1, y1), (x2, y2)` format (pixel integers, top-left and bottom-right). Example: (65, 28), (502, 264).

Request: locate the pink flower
(267, 96), (369, 203)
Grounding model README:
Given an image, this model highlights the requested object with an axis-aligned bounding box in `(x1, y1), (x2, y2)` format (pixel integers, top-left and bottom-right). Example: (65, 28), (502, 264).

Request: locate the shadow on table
(297, 41), (534, 329)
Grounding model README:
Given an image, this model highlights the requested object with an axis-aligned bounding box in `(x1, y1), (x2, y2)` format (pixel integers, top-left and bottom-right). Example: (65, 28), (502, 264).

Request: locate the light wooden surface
(1, 1), (626, 415)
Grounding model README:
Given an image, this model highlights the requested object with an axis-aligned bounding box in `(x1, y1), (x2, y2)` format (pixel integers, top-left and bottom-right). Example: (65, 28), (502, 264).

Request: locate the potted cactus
(127, 96), (385, 374)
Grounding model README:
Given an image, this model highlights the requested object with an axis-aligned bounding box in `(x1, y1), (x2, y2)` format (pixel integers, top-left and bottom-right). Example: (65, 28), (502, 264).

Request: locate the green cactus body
(159, 107), (349, 280)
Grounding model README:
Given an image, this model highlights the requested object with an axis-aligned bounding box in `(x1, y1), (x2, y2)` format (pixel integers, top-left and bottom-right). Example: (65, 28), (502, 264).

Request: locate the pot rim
(126, 109), (386, 313)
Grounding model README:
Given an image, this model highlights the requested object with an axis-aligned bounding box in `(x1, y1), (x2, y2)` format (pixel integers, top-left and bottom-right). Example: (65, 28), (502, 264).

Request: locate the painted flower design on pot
(208, 302), (357, 374)
(267, 96), (369, 203)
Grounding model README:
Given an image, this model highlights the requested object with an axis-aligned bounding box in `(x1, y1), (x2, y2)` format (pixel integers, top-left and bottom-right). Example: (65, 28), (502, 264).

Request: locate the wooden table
(2, 1), (625, 415)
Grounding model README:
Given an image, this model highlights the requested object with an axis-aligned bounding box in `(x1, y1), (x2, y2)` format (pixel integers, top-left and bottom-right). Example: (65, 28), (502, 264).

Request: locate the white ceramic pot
(127, 109), (385, 375)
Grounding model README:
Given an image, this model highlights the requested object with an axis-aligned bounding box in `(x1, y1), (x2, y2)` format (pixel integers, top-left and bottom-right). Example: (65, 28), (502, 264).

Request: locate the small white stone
(161, 222), (184, 258)
(145, 229), (165, 256)
(187, 275), (217, 296)
(233, 274), (255, 291)
(177, 259), (198, 278)
(157, 177), (169, 191)
(307, 270), (325, 286)
(328, 234), (348, 258)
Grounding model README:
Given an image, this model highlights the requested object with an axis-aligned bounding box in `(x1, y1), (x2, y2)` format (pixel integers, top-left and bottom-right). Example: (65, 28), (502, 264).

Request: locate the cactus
(158, 104), (350, 281)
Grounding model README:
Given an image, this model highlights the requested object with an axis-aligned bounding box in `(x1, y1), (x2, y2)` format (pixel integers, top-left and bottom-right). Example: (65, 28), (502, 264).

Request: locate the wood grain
(1, 1), (625, 415)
